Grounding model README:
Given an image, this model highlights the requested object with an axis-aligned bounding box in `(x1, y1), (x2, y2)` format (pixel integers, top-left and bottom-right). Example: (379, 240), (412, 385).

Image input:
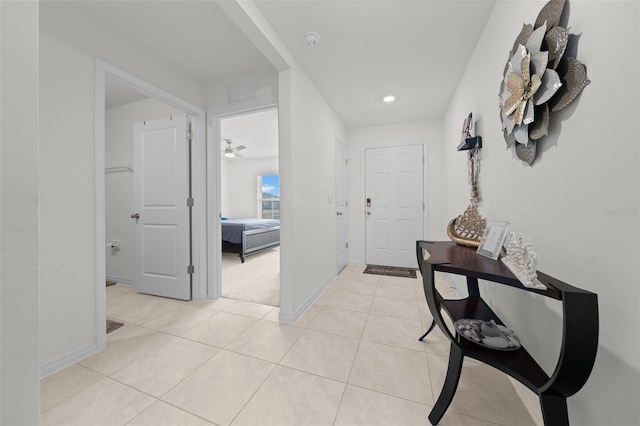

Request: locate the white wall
(105, 98), (183, 284)
(39, 34), (99, 374)
(278, 64), (347, 319)
(40, 2), (206, 108)
(0, 1), (40, 423)
(207, 1), (347, 321)
(39, 22), (206, 373)
(442, 1), (639, 425)
(207, 68), (279, 115)
(346, 120), (445, 265)
(222, 157), (279, 218)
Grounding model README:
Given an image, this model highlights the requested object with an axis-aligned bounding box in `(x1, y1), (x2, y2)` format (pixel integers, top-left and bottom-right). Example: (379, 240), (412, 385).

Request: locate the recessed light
(383, 95), (396, 103)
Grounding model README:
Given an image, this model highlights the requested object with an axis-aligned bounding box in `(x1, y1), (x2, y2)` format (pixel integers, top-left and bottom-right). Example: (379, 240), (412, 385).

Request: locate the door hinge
(187, 265), (195, 274)
(346, 242), (349, 249)
(345, 201), (348, 208)
(345, 159), (349, 165)
(186, 130), (193, 141)
(187, 197), (194, 207)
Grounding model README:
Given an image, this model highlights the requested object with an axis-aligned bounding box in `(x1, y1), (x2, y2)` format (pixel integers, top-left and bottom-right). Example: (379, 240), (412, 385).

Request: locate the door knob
(336, 211), (343, 216)
(130, 213), (140, 219)
(366, 211), (372, 215)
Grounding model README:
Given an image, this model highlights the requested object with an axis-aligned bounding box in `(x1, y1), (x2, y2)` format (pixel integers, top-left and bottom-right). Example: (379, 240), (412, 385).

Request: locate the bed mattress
(221, 218), (280, 244)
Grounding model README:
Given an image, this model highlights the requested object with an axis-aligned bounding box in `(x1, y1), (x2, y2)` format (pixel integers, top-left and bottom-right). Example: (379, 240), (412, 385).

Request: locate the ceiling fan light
(224, 151), (235, 158)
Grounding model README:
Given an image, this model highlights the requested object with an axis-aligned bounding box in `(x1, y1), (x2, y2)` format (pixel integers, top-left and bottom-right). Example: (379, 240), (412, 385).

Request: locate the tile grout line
(333, 277), (379, 424)
(226, 296), (319, 426)
(40, 364), (111, 417)
(49, 271), (522, 425)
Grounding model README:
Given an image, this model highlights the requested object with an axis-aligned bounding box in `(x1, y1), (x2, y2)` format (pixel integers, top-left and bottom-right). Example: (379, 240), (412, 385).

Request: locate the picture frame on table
(477, 220), (510, 260)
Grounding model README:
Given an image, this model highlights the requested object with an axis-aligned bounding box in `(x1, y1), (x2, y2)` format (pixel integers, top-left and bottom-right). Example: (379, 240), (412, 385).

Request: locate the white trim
(95, 59), (208, 353)
(509, 377), (544, 426)
(94, 61), (107, 352)
(40, 343), (100, 379)
(105, 275), (135, 286)
(279, 272), (337, 323)
(208, 104), (278, 301)
(360, 142), (428, 266)
(335, 135), (349, 272)
(444, 272), (464, 298)
(206, 112), (221, 299)
(436, 272), (542, 424)
(191, 112), (208, 301)
(423, 141), (430, 241)
(359, 145), (367, 265)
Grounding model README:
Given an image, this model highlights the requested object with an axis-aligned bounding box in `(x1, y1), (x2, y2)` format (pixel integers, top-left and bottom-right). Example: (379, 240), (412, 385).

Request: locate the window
(258, 174), (280, 219)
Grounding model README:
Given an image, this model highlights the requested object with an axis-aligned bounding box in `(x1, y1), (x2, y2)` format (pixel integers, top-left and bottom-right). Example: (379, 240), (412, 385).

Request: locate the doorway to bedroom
(219, 107), (280, 307)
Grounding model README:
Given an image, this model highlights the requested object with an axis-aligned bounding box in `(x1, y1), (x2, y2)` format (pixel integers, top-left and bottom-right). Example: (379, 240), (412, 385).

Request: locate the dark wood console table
(416, 241), (598, 426)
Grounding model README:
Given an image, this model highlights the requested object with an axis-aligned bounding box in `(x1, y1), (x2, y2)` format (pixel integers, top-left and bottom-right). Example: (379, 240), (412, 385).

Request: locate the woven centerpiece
(447, 204), (487, 247)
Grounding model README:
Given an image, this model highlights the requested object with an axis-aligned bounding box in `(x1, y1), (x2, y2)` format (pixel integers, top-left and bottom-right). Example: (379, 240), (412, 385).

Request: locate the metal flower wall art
(499, 0), (590, 165)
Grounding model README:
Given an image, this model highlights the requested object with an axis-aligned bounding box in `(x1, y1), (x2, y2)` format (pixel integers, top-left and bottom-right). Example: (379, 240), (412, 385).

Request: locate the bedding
(221, 218), (280, 244)
(221, 218), (280, 262)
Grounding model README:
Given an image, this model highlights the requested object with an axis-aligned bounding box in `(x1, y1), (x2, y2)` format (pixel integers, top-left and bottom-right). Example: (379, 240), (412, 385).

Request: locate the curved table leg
(428, 342), (464, 425)
(418, 320), (437, 341)
(539, 391), (569, 426)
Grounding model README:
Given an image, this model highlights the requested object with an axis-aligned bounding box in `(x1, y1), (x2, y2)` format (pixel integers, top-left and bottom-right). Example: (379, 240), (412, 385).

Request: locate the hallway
(41, 268), (535, 425)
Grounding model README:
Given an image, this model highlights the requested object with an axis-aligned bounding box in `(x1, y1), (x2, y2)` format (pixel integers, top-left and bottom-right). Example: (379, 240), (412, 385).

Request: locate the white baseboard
(106, 274), (135, 286)
(508, 377), (543, 425)
(279, 272), (337, 323)
(40, 341), (104, 379)
(444, 272), (464, 298)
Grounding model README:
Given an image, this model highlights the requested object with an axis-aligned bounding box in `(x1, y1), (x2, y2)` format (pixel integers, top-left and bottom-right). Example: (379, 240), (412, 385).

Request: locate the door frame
(335, 136), (349, 272)
(360, 143), (428, 266)
(94, 59), (207, 350)
(207, 104), (279, 300)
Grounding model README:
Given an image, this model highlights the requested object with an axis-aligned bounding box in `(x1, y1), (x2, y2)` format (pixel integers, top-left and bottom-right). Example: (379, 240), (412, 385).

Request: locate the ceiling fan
(222, 139), (246, 158)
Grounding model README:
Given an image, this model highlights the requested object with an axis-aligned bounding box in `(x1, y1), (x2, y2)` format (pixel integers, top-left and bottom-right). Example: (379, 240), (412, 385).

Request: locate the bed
(221, 218), (280, 263)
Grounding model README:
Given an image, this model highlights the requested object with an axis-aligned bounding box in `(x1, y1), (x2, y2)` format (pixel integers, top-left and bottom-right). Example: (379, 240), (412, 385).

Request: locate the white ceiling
(77, 1), (274, 84)
(105, 79), (148, 109)
(255, 0), (496, 128)
(221, 108), (279, 160)
(45, 0), (496, 129)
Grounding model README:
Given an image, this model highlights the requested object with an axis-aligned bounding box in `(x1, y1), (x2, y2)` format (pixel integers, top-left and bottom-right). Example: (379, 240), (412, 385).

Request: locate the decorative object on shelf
(501, 232), (547, 289)
(457, 112), (483, 151)
(417, 241), (599, 426)
(454, 319), (521, 351)
(447, 113), (487, 247)
(458, 112), (482, 204)
(499, 0), (590, 165)
(447, 204), (486, 247)
(477, 220), (510, 260)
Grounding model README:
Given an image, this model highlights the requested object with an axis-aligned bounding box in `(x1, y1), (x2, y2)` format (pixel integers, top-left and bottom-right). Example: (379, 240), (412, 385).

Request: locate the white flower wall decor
(499, 0), (590, 165)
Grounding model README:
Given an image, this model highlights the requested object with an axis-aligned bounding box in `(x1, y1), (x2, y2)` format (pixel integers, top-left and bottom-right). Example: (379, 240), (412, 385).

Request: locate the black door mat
(364, 264), (417, 279)
(106, 319), (125, 334)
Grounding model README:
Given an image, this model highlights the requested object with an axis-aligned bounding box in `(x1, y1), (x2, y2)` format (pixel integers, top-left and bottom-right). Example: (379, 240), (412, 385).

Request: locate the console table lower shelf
(416, 241), (598, 426)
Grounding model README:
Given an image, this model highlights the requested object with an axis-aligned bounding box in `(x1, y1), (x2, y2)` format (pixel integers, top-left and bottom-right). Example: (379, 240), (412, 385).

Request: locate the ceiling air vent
(227, 76), (258, 104)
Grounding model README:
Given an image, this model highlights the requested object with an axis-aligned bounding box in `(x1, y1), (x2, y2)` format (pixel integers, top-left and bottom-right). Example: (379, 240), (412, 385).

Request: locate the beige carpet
(222, 247), (280, 306)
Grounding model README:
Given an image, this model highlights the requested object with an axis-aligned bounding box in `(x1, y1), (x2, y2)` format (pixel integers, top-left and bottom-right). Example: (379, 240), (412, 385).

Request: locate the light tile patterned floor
(41, 268), (537, 426)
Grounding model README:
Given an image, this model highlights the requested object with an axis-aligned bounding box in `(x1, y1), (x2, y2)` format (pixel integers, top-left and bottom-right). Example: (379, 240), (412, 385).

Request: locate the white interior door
(365, 145), (424, 268)
(133, 115), (191, 300)
(336, 140), (349, 271)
